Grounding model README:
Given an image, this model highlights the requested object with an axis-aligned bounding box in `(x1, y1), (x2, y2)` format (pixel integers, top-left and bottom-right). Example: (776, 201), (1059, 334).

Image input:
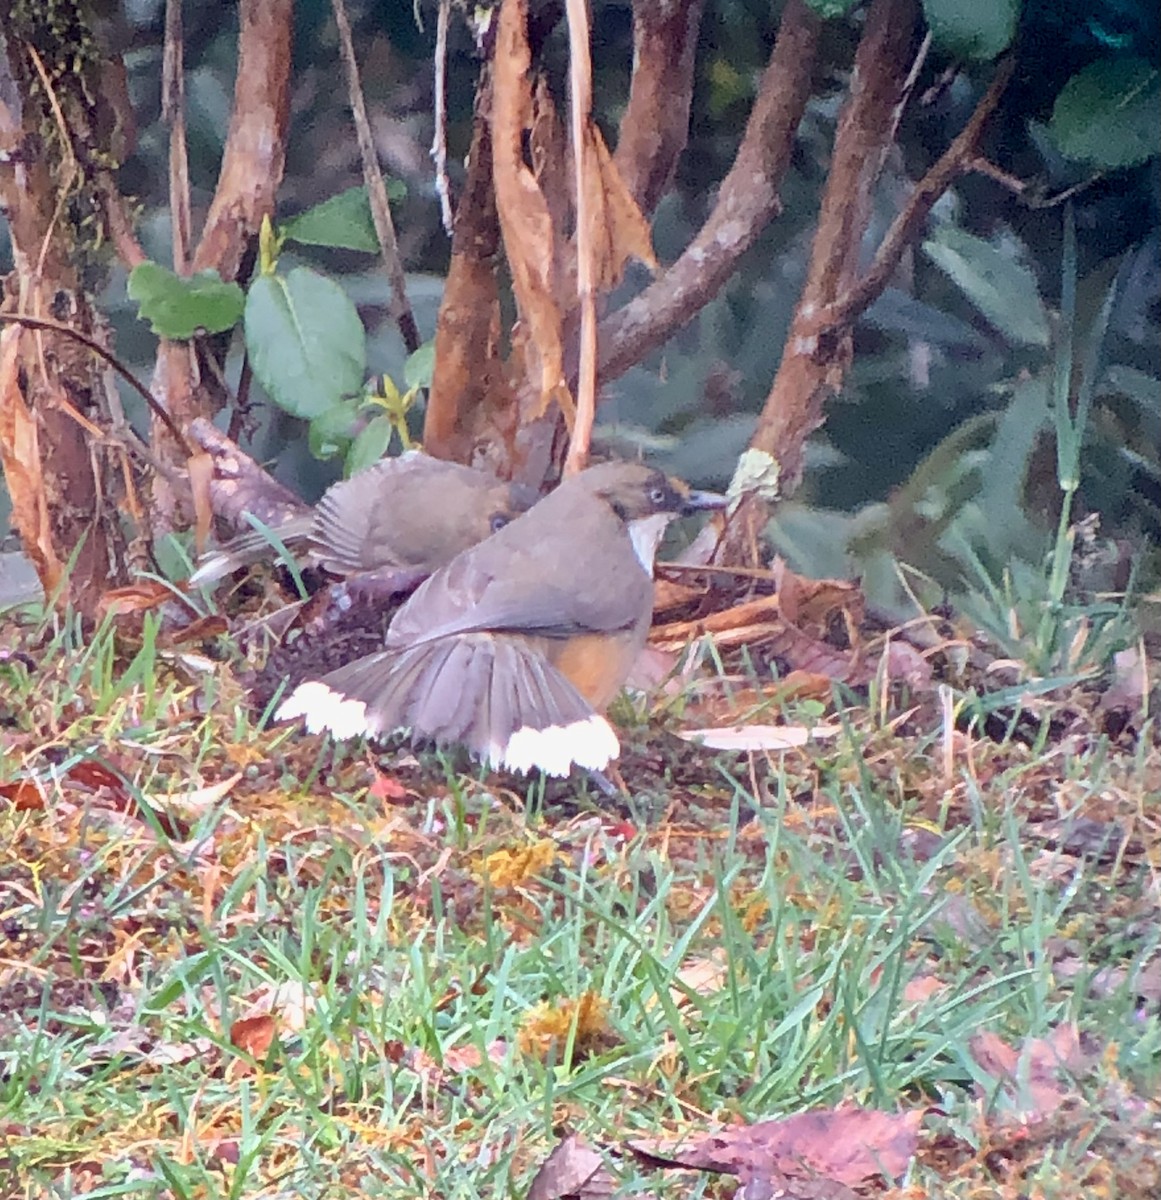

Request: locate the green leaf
(244, 267), (367, 420)
(802, 0), (861, 18)
(1048, 56), (1160, 169)
(281, 184), (406, 253)
(308, 398), (363, 461)
(127, 262), (244, 339)
(403, 341), (435, 391)
(346, 413), (395, 476)
(923, 227), (1050, 347)
(922, 0), (1018, 60)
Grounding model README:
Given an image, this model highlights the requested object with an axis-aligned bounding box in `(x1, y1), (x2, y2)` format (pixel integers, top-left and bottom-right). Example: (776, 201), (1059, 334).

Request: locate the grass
(1, 604), (1159, 1199)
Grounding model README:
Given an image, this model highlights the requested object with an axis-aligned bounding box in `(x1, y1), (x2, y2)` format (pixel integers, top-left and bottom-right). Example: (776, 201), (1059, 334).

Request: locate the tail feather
(191, 514), (313, 586)
(276, 633), (620, 775)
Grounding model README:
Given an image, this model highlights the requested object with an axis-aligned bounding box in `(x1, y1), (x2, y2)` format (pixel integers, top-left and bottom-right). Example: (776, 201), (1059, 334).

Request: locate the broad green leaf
(803, 0), (861, 17)
(922, 0), (1018, 60)
(308, 397), (363, 460)
(127, 262), (244, 339)
(346, 413), (395, 476)
(923, 227), (1050, 347)
(403, 341), (435, 391)
(244, 267), (366, 420)
(1049, 56), (1159, 169)
(281, 184), (406, 253)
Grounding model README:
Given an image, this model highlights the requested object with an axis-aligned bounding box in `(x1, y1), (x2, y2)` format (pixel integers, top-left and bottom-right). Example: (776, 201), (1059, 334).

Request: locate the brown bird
(277, 461), (725, 775)
(191, 452), (533, 587)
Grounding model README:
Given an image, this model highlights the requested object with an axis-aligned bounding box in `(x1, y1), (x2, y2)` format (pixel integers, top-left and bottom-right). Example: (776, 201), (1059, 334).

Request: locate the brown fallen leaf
(98, 580), (179, 618)
(527, 1132), (615, 1200)
(629, 1104), (925, 1188)
(230, 1013), (278, 1060)
(0, 778), (46, 811)
(968, 1021), (1093, 1119)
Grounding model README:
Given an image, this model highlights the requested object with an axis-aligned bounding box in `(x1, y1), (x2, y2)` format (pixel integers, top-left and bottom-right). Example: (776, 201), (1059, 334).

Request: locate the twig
(0, 312), (189, 450)
(163, 0), (192, 273)
(431, 0), (455, 236)
(819, 55), (1015, 331)
(330, 0), (421, 354)
(562, 0), (596, 477)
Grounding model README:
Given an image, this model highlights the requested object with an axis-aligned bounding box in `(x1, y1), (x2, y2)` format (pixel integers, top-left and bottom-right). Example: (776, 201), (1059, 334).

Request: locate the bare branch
(331, 0), (421, 355)
(563, 0), (596, 477)
(431, 0), (455, 235)
(613, 0), (706, 214)
(820, 55), (1015, 331)
(192, 0), (292, 278)
(597, 0), (822, 384)
(163, 0), (192, 273)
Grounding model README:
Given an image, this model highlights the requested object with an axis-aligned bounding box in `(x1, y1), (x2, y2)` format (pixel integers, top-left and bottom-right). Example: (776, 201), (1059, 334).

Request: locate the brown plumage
(278, 461), (725, 775)
(191, 452), (533, 586)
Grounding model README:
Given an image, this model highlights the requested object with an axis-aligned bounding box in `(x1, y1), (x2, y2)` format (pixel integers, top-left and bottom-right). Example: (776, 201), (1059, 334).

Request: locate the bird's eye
(490, 513), (510, 532)
(649, 485), (668, 505)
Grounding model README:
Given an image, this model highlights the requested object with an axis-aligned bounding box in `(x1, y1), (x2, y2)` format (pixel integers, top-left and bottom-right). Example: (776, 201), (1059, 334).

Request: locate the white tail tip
(276, 681), (372, 741)
(500, 715), (620, 776)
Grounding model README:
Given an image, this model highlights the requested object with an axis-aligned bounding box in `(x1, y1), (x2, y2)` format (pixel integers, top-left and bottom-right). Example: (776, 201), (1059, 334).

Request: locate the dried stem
(331, 0), (421, 354)
(562, 0), (596, 477)
(163, 0), (192, 273)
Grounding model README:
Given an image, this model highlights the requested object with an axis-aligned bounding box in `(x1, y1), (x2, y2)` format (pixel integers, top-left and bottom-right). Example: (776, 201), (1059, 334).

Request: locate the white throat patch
(628, 512), (674, 573)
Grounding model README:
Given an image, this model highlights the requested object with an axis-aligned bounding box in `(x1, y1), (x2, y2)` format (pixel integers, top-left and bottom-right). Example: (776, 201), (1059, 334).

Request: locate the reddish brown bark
(0, 3), (137, 611)
(722, 8), (1014, 562)
(597, 0), (823, 387)
(613, 0), (707, 214)
(422, 70), (515, 469)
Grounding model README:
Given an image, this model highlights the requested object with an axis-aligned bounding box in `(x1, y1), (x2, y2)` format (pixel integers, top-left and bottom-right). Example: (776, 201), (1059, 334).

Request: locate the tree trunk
(0, 2), (138, 612)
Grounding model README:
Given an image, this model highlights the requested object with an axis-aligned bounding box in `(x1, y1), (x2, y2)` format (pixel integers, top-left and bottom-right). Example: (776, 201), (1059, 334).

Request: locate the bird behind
(191, 452), (532, 586)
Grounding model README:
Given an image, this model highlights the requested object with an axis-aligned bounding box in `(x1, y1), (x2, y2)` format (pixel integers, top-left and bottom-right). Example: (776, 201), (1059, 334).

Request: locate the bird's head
(570, 461), (726, 569)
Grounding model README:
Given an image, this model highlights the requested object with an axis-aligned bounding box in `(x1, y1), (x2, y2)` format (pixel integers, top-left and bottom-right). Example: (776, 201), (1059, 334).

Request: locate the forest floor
(1, 588), (1159, 1200)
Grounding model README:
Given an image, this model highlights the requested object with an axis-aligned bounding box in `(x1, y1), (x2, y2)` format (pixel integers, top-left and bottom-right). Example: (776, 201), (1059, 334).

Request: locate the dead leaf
(369, 771), (410, 803)
(678, 723), (841, 752)
(773, 557), (863, 634)
(528, 1132), (615, 1200)
(903, 974), (947, 1003)
(492, 0), (566, 413)
(230, 1013), (277, 1060)
(0, 778), (46, 811)
(98, 580), (175, 618)
(662, 952), (728, 1010)
(581, 120), (658, 290)
(145, 772), (241, 821)
(0, 325), (64, 599)
(969, 1022), (1093, 1119)
(629, 1105), (924, 1189)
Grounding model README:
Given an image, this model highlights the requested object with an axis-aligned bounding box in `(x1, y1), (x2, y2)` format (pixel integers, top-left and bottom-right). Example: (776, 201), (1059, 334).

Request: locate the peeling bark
(0, 2), (136, 611)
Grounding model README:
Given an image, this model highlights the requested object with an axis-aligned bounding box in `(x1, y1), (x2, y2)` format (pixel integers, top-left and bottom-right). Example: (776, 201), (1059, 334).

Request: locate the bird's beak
(681, 488), (728, 514)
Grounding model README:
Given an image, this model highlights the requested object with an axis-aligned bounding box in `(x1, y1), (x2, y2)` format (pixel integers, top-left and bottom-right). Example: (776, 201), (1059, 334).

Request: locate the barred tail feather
(191, 514), (313, 586)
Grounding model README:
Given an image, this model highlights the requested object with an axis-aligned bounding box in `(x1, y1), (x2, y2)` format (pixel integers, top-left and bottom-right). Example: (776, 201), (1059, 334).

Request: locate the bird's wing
(310, 455), (509, 573)
(387, 503), (652, 646)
